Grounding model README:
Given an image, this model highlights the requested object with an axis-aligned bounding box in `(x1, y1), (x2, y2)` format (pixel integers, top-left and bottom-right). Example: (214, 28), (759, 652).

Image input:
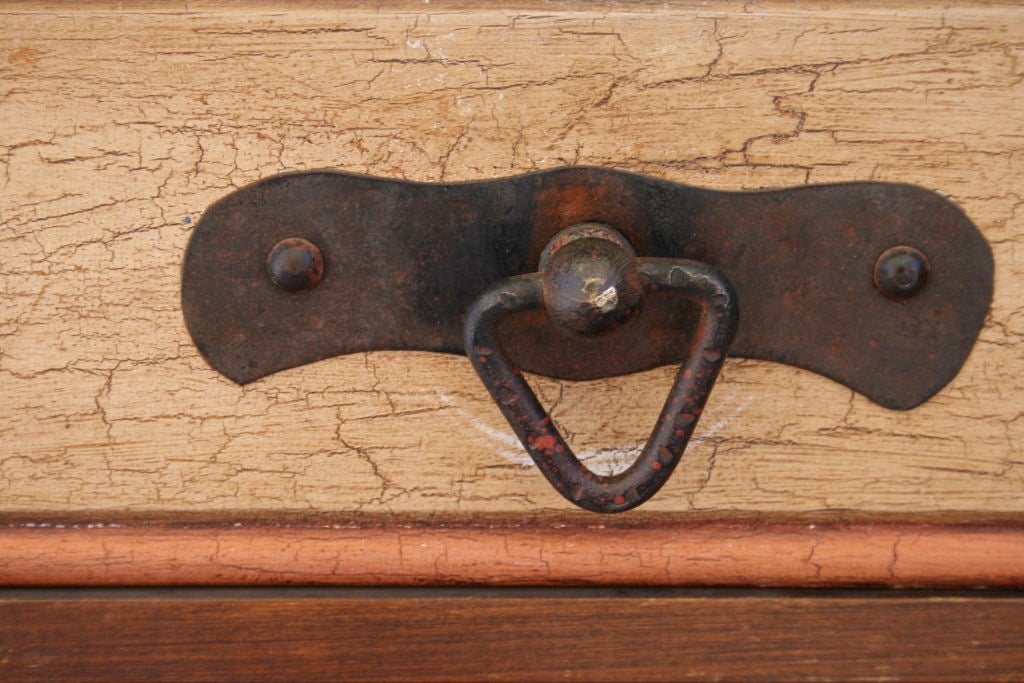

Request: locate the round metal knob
(539, 224), (644, 337)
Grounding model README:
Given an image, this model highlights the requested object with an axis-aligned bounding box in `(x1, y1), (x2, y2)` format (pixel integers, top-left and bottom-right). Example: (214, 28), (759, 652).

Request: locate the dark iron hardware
(466, 223), (737, 512)
(181, 167), (993, 512)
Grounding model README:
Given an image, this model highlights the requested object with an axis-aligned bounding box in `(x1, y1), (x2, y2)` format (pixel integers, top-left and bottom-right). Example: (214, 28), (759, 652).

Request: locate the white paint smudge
(439, 392), (753, 474)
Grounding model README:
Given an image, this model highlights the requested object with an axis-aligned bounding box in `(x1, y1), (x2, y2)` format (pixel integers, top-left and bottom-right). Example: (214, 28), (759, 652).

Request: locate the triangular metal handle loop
(464, 258), (738, 513)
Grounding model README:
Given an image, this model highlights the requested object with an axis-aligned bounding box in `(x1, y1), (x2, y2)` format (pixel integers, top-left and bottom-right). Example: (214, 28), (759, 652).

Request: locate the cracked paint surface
(0, 2), (1022, 515)
(2, 521), (1023, 587)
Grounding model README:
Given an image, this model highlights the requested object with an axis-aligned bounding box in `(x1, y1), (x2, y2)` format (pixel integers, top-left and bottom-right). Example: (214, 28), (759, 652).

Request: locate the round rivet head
(874, 246), (930, 298)
(267, 238), (324, 292)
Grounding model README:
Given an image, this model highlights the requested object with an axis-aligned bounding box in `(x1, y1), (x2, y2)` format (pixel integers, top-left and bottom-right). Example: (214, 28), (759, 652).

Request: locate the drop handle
(464, 224), (738, 513)
(182, 167), (993, 514)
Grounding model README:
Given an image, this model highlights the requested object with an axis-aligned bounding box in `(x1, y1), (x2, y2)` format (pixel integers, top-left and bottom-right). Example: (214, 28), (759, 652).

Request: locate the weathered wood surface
(1, 1), (1022, 517)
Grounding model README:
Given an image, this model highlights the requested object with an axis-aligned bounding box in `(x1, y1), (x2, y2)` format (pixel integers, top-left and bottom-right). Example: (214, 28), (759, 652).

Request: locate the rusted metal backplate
(181, 167), (993, 410)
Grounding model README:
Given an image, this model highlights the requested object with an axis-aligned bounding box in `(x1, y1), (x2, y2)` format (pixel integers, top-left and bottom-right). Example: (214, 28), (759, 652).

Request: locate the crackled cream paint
(1, 3), (1022, 515)
(447, 390), (752, 475)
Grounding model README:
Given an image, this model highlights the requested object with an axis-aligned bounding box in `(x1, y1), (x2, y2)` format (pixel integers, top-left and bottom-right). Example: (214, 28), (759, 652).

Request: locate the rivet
(874, 246), (930, 298)
(266, 237), (324, 292)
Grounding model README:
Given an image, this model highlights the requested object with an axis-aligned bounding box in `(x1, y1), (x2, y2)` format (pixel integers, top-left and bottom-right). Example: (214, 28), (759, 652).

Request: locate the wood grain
(0, 1), (1022, 517)
(3, 588), (1024, 682)
(2, 520), (1023, 587)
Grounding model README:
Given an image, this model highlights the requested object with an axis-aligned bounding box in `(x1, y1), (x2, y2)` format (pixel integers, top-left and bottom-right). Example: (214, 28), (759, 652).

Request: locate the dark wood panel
(2, 588), (1023, 682)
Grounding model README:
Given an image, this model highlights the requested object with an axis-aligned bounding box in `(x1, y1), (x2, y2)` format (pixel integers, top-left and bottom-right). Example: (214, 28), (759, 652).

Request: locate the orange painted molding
(2, 520), (1023, 587)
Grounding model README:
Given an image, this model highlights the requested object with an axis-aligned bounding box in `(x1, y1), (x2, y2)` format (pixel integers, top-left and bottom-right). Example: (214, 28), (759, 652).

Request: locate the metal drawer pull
(465, 224), (737, 512)
(181, 167), (993, 512)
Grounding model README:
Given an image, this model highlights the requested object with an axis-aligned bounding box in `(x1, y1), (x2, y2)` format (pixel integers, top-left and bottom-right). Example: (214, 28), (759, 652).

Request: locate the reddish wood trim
(2, 520), (1022, 587)
(4, 588), (1024, 681)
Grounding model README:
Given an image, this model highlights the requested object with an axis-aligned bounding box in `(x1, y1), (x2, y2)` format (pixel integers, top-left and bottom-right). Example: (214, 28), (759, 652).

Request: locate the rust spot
(532, 435), (557, 451)
(530, 170), (648, 266)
